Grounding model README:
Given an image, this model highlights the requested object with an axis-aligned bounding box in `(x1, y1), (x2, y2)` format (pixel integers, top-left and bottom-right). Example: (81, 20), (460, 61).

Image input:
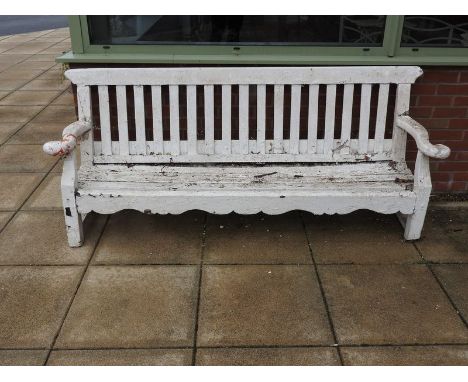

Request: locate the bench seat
(75, 162), (416, 215)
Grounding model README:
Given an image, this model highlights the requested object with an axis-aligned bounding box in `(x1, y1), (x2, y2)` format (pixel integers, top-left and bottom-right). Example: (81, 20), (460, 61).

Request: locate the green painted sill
(57, 51), (468, 66)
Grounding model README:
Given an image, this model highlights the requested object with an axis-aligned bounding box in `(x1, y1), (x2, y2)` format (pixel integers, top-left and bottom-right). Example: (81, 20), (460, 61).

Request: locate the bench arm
(43, 121), (92, 156)
(396, 115), (450, 159)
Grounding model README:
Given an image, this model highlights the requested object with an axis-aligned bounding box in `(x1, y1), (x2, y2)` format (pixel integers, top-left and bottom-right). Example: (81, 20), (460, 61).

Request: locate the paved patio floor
(0, 28), (467, 366)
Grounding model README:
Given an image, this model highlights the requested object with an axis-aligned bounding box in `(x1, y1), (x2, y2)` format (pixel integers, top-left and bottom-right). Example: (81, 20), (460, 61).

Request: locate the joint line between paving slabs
(0, 86), (71, 149)
(191, 212), (208, 366)
(43, 214), (110, 365)
(300, 212), (344, 365)
(412, 243), (468, 329)
(0, 153), (63, 236)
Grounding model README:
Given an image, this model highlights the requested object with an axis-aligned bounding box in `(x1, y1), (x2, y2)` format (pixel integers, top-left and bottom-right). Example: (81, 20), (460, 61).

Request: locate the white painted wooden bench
(43, 66), (450, 247)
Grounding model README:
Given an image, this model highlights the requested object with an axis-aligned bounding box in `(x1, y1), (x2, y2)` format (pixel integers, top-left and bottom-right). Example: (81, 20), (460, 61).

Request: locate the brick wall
(70, 64), (468, 193)
(409, 67), (468, 192)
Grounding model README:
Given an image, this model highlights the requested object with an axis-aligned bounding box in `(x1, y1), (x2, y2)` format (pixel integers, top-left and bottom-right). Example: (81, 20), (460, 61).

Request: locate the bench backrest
(67, 66), (422, 165)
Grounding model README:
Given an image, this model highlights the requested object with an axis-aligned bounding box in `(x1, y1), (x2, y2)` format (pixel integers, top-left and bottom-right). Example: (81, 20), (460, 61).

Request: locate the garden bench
(43, 66), (450, 247)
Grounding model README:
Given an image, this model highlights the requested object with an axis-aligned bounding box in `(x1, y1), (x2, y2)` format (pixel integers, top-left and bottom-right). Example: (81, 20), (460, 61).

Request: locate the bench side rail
(68, 66), (422, 164)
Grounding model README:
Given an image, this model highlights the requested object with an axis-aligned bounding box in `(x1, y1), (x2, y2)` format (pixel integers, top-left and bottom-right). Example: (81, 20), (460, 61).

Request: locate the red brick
(453, 96), (468, 106)
(432, 182), (451, 192)
(418, 96), (452, 106)
(438, 162), (468, 172)
(431, 172), (453, 182)
(454, 152), (468, 161)
(448, 119), (468, 129)
(454, 172), (468, 181)
(438, 84), (468, 95)
(420, 71), (460, 83)
(459, 72), (468, 82)
(432, 108), (466, 118)
(411, 84), (437, 95)
(409, 106), (432, 118)
(428, 130), (464, 140)
(450, 182), (468, 192)
(412, 118), (450, 129)
(441, 141), (468, 150)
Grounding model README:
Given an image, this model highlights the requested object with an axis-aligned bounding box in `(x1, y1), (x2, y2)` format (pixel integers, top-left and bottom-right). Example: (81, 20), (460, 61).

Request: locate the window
(401, 15), (468, 47)
(88, 15), (386, 46)
(61, 15), (468, 65)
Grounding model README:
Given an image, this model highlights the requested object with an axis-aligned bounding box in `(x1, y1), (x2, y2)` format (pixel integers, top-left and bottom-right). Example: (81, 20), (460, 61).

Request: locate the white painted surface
(43, 66), (451, 246)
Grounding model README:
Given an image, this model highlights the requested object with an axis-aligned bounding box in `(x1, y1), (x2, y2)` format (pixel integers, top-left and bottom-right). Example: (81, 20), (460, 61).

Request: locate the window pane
(88, 16), (386, 46)
(401, 16), (468, 47)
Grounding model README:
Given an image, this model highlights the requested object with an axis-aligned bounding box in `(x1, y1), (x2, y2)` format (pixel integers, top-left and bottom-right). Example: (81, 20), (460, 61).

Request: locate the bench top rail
(66, 66), (423, 86)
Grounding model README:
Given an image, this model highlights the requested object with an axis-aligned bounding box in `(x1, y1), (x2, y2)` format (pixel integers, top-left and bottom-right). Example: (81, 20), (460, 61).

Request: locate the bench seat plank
(76, 162), (416, 215)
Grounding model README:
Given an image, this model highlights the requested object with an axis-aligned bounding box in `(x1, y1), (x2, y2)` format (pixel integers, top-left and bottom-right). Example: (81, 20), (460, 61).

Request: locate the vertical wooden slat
(186, 85), (197, 155)
(307, 84), (319, 153)
(374, 84), (390, 153)
(77, 85), (93, 164)
(97, 85), (112, 155)
(273, 85), (284, 153)
(169, 85), (180, 155)
(392, 83), (412, 161)
(323, 84), (336, 155)
(358, 84), (372, 154)
(289, 85), (301, 154)
(239, 84), (249, 154)
(221, 85), (231, 154)
(340, 84), (354, 154)
(116, 85), (129, 156)
(151, 85), (163, 154)
(204, 85), (214, 154)
(256, 84), (266, 154)
(133, 85), (146, 155)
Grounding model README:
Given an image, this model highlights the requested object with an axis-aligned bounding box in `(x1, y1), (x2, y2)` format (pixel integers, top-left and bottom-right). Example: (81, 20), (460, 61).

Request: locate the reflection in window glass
(88, 16), (386, 46)
(401, 16), (468, 47)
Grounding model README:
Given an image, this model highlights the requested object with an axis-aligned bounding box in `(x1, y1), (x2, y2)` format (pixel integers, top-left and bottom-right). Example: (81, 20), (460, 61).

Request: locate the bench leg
(64, 205), (84, 247)
(61, 151), (84, 247)
(401, 186), (431, 241)
(402, 199), (429, 240)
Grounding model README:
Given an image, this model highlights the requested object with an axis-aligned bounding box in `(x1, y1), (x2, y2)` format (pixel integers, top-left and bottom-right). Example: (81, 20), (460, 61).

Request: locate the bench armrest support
(43, 121), (92, 156)
(396, 115), (450, 159)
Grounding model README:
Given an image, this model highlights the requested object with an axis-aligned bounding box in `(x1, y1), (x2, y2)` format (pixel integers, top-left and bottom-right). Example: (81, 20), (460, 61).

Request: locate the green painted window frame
(59, 15), (468, 65)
